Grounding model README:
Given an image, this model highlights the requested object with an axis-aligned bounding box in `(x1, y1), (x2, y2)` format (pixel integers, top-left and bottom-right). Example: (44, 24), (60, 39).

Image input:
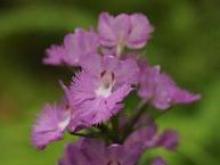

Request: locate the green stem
(122, 101), (148, 141)
(70, 132), (99, 138)
(97, 124), (112, 144)
(111, 115), (120, 143)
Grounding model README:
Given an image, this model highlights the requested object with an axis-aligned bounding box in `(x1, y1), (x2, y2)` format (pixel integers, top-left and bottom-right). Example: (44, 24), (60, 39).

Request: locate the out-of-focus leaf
(0, 5), (95, 39)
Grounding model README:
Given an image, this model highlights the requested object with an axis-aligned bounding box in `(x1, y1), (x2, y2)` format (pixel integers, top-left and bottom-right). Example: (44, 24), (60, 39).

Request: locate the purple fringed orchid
(31, 12), (201, 164)
(65, 54), (139, 131)
(43, 28), (99, 67)
(59, 121), (178, 165)
(98, 12), (153, 56)
(157, 130), (179, 151)
(138, 60), (201, 110)
(124, 114), (179, 154)
(32, 103), (71, 149)
(59, 138), (140, 165)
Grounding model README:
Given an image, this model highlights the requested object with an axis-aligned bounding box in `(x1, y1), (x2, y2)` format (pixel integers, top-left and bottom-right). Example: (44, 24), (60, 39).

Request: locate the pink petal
(127, 14), (154, 49)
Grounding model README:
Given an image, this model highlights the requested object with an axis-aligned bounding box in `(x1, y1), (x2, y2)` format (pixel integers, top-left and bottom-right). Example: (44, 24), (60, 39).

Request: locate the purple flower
(32, 103), (71, 149)
(98, 12), (153, 55)
(138, 60), (201, 110)
(31, 12), (201, 165)
(43, 28), (99, 67)
(80, 54), (140, 86)
(157, 129), (179, 151)
(125, 117), (158, 151)
(138, 60), (160, 101)
(151, 157), (167, 165)
(66, 55), (139, 131)
(43, 45), (66, 65)
(124, 114), (179, 153)
(59, 138), (140, 165)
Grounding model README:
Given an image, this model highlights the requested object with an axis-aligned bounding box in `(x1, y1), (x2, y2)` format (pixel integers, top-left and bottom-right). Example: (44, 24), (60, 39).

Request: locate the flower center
(95, 70), (115, 97)
(58, 106), (71, 130)
(116, 40), (125, 57)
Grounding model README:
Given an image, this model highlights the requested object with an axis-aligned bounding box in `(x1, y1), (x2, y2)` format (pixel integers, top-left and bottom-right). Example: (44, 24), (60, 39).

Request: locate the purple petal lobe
(125, 119), (158, 151)
(98, 12), (116, 47)
(32, 104), (71, 149)
(157, 129), (179, 151)
(151, 157), (167, 165)
(59, 143), (90, 165)
(43, 45), (65, 65)
(152, 73), (201, 110)
(98, 12), (153, 50)
(138, 60), (160, 100)
(127, 14), (154, 49)
(138, 59), (201, 110)
(43, 29), (99, 67)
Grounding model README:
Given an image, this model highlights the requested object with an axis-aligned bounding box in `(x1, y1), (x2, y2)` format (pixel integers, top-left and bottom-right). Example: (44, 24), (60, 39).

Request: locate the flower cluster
(32, 12), (200, 164)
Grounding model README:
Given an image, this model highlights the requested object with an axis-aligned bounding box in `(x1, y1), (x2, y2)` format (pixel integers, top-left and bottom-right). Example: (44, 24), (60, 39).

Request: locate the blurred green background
(0, 0), (219, 164)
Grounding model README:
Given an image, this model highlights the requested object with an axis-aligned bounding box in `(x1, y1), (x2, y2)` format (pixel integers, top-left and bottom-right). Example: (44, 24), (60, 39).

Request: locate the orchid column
(32, 12), (200, 165)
